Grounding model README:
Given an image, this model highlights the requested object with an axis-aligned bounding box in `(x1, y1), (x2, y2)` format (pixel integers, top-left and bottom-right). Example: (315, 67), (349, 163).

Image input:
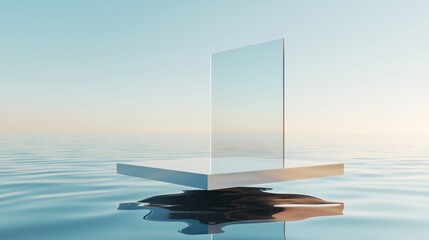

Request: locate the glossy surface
(117, 159), (343, 190)
(119, 187), (343, 235)
(1, 134), (428, 239)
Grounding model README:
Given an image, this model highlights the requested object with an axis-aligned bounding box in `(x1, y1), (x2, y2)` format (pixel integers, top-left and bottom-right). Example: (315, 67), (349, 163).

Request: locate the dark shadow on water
(118, 187), (344, 235)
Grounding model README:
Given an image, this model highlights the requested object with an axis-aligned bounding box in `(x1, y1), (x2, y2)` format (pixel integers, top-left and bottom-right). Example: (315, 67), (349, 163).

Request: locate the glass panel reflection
(211, 39), (284, 173)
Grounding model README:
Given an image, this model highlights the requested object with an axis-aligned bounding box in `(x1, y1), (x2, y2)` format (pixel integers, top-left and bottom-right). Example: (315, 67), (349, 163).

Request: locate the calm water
(0, 134), (428, 239)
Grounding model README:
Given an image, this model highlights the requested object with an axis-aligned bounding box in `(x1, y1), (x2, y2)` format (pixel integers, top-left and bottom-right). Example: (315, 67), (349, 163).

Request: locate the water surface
(0, 134), (428, 239)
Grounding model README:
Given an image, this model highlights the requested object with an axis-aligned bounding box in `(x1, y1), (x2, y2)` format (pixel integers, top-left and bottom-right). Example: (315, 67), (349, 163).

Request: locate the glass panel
(211, 39), (284, 173)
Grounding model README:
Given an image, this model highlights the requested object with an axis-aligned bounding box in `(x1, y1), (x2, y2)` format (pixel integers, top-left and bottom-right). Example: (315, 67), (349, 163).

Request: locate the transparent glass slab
(211, 39), (284, 173)
(117, 39), (344, 189)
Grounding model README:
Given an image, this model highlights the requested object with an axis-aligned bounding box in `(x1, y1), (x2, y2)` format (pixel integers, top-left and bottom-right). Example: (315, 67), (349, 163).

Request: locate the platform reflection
(118, 187), (344, 236)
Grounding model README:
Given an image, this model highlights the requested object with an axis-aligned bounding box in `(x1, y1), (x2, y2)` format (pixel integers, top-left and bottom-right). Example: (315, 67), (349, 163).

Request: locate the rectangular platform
(117, 159), (344, 190)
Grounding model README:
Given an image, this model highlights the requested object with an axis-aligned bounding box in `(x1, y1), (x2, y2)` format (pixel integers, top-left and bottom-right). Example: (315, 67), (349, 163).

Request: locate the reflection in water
(118, 187), (344, 235)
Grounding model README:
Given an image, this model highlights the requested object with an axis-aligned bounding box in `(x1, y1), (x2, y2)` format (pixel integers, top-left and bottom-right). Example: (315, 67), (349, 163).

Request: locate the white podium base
(117, 159), (344, 190)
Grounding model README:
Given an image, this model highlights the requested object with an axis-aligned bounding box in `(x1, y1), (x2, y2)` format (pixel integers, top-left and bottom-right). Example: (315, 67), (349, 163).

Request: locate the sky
(1, 0), (429, 134)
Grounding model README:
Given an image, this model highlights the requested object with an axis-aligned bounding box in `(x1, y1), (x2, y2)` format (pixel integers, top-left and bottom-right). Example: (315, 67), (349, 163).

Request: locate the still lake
(0, 134), (428, 239)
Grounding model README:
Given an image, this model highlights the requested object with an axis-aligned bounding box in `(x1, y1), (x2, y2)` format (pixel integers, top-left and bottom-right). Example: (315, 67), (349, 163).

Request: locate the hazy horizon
(1, 0), (428, 134)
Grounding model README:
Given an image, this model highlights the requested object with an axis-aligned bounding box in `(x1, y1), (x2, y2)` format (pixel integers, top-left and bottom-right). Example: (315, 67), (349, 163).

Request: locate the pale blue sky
(1, 0), (428, 133)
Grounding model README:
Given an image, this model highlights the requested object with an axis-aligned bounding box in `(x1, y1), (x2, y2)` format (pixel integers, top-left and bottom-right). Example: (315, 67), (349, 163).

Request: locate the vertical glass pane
(211, 39), (284, 173)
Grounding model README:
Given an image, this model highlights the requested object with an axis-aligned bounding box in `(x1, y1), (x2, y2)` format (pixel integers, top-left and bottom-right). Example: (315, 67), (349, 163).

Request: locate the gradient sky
(1, 0), (428, 134)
